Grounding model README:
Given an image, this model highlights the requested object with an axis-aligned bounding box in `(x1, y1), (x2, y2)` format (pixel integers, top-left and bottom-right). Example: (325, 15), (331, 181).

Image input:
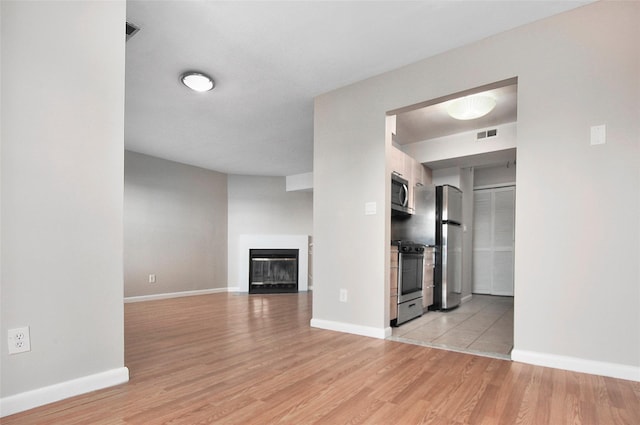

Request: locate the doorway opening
(386, 77), (517, 359)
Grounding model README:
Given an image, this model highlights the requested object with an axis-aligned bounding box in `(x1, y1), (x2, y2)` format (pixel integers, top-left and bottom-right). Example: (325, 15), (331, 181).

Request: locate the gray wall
(313, 1), (639, 377)
(227, 175), (313, 288)
(1, 0), (126, 398)
(474, 163), (517, 187)
(124, 151), (228, 297)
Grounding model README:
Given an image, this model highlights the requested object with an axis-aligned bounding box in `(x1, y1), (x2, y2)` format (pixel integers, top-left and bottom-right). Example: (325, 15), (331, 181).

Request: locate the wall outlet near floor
(148, 274), (156, 283)
(8, 326), (31, 354)
(339, 288), (348, 303)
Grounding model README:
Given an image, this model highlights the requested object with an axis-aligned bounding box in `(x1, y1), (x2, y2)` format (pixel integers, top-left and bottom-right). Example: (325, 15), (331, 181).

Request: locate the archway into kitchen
(386, 78), (517, 359)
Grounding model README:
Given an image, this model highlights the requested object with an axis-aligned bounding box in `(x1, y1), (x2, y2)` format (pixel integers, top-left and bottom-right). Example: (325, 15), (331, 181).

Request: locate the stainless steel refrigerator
(408, 184), (462, 310)
(434, 185), (462, 310)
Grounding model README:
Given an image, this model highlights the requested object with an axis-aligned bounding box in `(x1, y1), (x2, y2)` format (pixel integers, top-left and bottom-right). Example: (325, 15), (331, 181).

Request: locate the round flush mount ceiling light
(447, 95), (496, 120)
(181, 71), (215, 92)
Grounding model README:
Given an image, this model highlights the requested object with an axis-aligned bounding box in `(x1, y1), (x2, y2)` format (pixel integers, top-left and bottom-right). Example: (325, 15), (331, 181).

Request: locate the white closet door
(472, 191), (492, 294)
(472, 187), (515, 295)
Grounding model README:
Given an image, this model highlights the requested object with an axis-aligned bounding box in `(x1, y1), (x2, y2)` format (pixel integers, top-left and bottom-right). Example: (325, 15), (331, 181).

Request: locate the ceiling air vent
(477, 128), (498, 141)
(126, 21), (140, 41)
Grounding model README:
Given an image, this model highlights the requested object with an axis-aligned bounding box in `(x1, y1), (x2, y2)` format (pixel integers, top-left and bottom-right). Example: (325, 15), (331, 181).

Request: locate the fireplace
(249, 249), (299, 294)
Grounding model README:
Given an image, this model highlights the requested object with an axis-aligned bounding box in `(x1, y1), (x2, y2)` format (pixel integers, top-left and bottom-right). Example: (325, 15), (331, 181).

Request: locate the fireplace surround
(249, 249), (298, 294)
(237, 234), (309, 293)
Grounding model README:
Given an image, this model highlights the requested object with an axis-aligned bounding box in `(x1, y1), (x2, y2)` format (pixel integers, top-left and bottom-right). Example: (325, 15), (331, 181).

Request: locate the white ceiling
(125, 1), (591, 177)
(395, 83), (518, 145)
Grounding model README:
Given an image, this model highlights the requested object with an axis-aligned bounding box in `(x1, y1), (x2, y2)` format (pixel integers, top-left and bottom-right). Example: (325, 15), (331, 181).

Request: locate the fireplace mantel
(238, 235), (309, 293)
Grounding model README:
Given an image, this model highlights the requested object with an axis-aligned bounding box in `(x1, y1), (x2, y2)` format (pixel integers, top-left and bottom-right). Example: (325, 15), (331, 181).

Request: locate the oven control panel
(394, 241), (425, 254)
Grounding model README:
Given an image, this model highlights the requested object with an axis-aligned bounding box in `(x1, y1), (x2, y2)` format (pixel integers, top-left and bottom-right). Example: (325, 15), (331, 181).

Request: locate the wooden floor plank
(3, 292), (639, 424)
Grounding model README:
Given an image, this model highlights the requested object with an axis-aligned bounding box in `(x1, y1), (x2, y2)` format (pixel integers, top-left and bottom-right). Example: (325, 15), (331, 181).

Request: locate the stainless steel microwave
(391, 173), (411, 216)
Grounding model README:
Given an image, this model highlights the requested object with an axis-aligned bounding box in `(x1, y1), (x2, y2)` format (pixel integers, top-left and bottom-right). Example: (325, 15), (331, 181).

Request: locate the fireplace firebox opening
(249, 249), (299, 294)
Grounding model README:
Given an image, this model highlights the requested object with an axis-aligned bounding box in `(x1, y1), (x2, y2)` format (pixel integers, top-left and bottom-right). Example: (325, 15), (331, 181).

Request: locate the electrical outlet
(339, 289), (348, 303)
(149, 274), (156, 283)
(8, 327), (31, 354)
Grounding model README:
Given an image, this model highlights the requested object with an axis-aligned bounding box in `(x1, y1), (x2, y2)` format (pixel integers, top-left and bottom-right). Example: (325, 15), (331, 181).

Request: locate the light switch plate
(590, 124), (606, 145)
(339, 289), (348, 303)
(365, 202), (377, 215)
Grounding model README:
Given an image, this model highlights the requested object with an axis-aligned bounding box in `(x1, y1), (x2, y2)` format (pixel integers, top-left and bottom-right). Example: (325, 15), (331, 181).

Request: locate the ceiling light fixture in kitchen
(447, 95), (496, 120)
(181, 71), (215, 92)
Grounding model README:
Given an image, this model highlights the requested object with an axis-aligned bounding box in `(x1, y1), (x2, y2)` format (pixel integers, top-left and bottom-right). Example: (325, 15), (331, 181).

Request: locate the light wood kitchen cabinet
(412, 158), (425, 187)
(422, 246), (435, 309)
(390, 246), (398, 322)
(390, 146), (406, 179)
(390, 146), (428, 214)
(408, 156), (424, 213)
(390, 145), (415, 181)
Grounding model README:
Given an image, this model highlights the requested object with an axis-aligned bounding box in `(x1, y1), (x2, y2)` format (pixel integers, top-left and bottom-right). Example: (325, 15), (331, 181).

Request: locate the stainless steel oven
(394, 241), (424, 325)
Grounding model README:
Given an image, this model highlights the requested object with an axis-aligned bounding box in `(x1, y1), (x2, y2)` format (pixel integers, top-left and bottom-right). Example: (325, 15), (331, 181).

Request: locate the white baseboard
(310, 318), (389, 339)
(0, 367), (129, 418)
(124, 287), (232, 303)
(511, 349), (640, 382)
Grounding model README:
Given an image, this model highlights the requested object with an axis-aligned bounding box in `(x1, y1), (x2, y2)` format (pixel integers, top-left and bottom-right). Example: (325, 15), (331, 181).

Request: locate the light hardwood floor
(4, 292), (639, 424)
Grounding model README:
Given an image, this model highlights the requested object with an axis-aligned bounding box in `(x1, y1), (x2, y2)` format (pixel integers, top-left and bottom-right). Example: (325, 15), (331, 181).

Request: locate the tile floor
(388, 294), (514, 359)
